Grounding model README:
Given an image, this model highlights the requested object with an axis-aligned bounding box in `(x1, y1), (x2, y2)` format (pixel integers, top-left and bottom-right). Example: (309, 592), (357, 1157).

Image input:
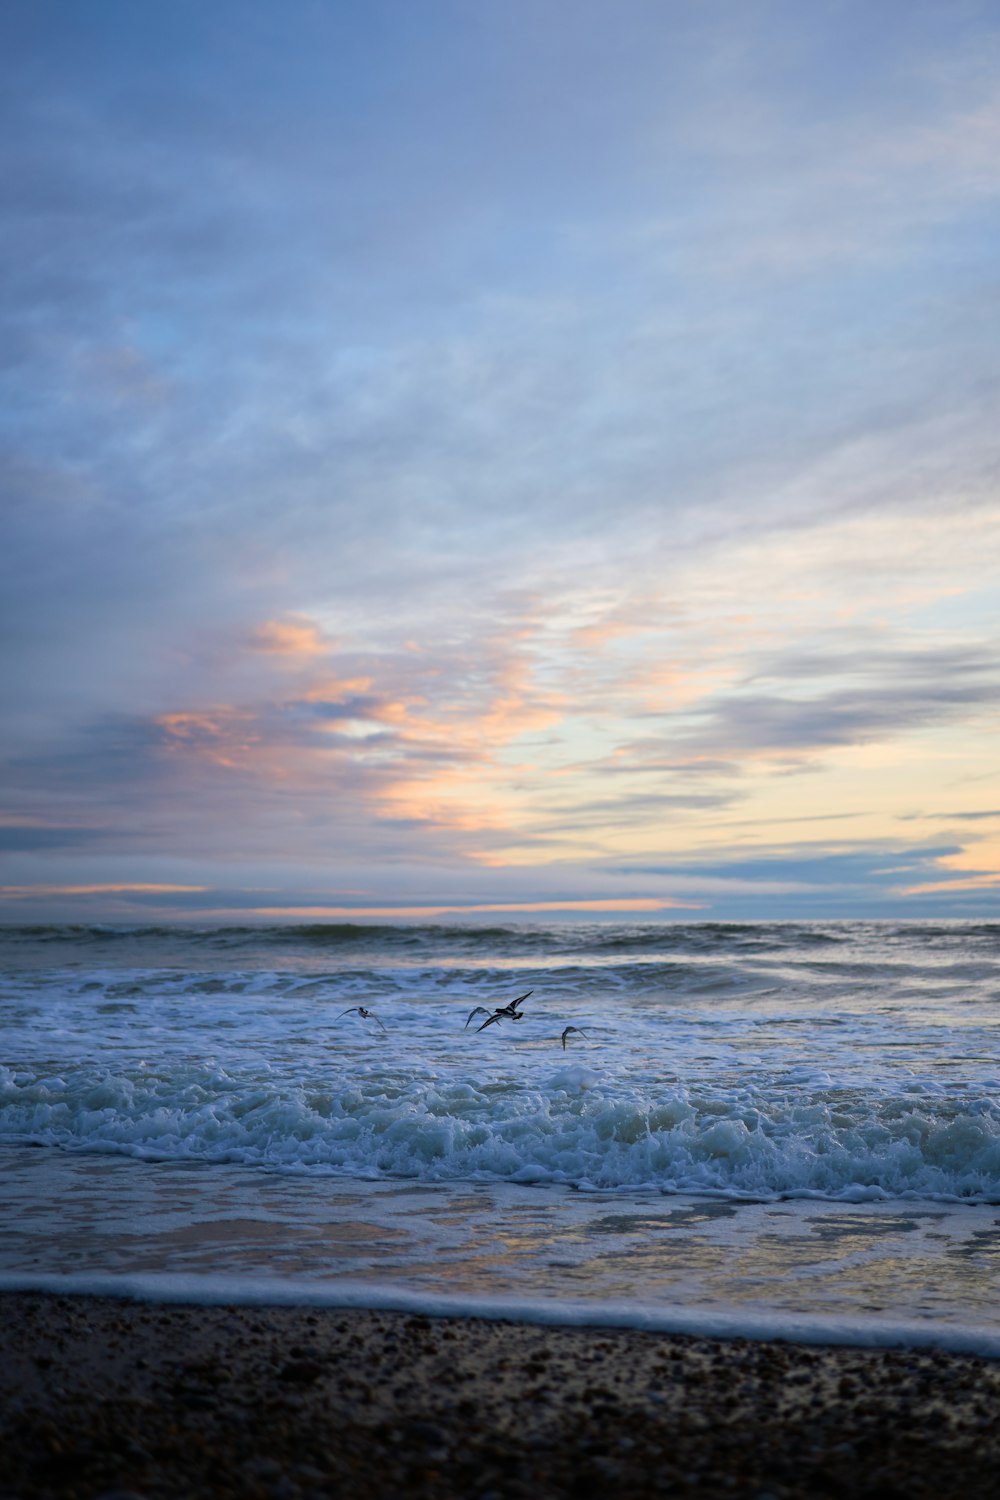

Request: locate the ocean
(3, 919), (1000, 1353)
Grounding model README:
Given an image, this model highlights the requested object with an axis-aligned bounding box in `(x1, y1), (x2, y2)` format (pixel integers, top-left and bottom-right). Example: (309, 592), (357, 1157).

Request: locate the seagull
(476, 990), (533, 1032)
(335, 1006), (387, 1032)
(561, 1026), (589, 1049)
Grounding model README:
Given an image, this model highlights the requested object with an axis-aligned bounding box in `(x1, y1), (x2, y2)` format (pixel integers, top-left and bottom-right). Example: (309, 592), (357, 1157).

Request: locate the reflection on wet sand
(4, 1145), (1000, 1335)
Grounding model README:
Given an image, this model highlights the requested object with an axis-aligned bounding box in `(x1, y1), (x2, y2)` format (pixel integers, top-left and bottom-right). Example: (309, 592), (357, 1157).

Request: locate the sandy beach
(2, 1293), (999, 1499)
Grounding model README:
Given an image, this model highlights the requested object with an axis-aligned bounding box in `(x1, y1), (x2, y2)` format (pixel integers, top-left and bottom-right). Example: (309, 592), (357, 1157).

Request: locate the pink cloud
(250, 616), (329, 660)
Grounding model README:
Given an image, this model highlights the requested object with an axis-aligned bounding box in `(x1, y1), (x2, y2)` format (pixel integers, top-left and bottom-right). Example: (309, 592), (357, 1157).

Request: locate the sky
(2, 0), (999, 925)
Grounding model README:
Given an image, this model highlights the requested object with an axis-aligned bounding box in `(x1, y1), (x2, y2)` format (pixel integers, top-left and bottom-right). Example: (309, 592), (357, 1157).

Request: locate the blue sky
(2, 0), (999, 922)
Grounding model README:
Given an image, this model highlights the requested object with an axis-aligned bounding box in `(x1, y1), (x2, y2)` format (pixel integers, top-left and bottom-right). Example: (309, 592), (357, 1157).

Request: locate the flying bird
(335, 1006), (387, 1032)
(464, 1006), (493, 1029)
(499, 989), (532, 1015)
(561, 1026), (589, 1049)
(474, 990), (533, 1032)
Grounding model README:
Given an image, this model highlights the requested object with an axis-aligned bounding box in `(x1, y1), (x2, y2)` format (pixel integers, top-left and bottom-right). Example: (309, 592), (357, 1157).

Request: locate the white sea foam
(4, 1269), (1000, 1360)
(4, 920), (1000, 1347)
(3, 1057), (1000, 1200)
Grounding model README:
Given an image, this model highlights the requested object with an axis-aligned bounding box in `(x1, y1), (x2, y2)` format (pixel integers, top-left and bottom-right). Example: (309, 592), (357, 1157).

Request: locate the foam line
(4, 1270), (1000, 1360)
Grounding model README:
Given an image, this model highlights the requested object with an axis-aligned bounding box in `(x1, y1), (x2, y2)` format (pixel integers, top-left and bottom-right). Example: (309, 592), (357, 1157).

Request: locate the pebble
(6, 1292), (1000, 1500)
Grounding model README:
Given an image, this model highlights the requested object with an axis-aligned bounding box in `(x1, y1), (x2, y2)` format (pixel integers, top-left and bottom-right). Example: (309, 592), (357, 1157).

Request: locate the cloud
(605, 839), (981, 913)
(2, 2), (999, 918)
(666, 683), (990, 766)
(901, 808), (1000, 823)
(0, 883), (207, 901)
(250, 617), (329, 660)
(0, 824), (108, 852)
(188, 897), (702, 920)
(903, 873), (1000, 895)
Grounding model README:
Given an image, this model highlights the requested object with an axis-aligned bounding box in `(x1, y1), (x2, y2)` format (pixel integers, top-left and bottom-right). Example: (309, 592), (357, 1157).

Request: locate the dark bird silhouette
(476, 990), (533, 1032)
(335, 1006), (387, 1032)
(561, 1026), (589, 1049)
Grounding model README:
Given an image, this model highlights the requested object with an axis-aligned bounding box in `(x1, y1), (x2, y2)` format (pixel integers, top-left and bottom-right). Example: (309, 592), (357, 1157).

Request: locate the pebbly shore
(2, 1292), (1000, 1499)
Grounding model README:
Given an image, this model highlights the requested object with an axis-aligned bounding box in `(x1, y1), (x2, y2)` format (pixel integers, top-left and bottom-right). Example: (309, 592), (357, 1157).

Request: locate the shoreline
(4, 1292), (1000, 1498)
(7, 1266), (1000, 1363)
(6, 1145), (1000, 1358)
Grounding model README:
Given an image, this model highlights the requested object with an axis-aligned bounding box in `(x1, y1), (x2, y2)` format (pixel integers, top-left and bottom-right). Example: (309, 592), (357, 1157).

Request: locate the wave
(4, 918), (999, 963)
(5, 1063), (1000, 1204)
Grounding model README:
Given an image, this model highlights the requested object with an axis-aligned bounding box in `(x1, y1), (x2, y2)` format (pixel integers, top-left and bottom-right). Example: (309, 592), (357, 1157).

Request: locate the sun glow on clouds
(251, 618), (329, 660)
(10, 486), (1000, 919)
(899, 832), (1000, 895)
(2, 1), (999, 919)
(135, 492), (1000, 887)
(43, 486), (1000, 912)
(204, 899), (702, 920)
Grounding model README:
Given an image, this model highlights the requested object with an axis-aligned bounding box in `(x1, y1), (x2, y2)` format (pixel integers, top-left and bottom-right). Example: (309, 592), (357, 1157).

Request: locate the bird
(335, 1006), (387, 1032)
(561, 1026), (589, 1049)
(476, 990), (533, 1032)
(464, 1006), (493, 1029)
(499, 989), (532, 1016)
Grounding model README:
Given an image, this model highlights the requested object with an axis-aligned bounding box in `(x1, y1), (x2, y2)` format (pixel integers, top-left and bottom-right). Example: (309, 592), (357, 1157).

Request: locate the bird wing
(464, 1006), (490, 1029)
(493, 989), (533, 1016)
(476, 1012), (503, 1032)
(335, 1007), (359, 1021)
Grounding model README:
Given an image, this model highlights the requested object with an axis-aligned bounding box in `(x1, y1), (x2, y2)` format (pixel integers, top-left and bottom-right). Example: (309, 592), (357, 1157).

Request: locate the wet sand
(2, 1292), (1000, 1499)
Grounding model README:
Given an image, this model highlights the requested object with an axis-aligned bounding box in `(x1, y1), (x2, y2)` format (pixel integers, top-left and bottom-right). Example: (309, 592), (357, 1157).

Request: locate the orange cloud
(574, 618), (648, 651)
(156, 708), (261, 770)
(198, 898), (703, 919)
(375, 766), (517, 832)
(251, 616), (328, 659)
(334, 643), (566, 834)
(476, 659), (564, 742)
(899, 837), (1000, 895)
(158, 711), (238, 737)
(301, 675), (375, 701)
(901, 875), (1000, 894)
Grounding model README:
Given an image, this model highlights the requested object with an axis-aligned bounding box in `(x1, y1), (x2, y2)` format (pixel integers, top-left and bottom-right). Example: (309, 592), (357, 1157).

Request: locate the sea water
(3, 920), (1000, 1352)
